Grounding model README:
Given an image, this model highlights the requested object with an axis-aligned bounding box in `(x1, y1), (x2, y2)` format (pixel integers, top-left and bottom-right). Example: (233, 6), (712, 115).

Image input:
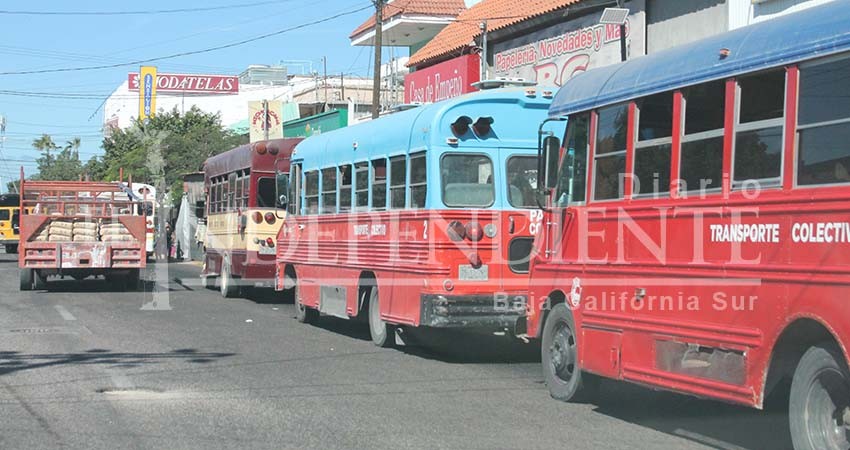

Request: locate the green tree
(65, 137), (81, 160)
(32, 134), (84, 181)
(101, 106), (247, 205)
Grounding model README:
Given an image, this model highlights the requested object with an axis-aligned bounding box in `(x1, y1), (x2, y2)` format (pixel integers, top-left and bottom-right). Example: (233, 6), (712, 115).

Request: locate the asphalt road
(0, 251), (793, 450)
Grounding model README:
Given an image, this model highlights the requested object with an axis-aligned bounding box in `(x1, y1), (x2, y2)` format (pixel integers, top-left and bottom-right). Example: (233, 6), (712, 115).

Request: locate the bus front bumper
(420, 294), (526, 329)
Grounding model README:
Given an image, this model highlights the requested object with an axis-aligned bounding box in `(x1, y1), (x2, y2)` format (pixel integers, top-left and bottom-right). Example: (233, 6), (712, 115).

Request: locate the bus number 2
(423, 220), (428, 240)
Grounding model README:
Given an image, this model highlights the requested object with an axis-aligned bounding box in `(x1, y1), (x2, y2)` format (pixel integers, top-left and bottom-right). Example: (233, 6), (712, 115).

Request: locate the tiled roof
(408, 0), (581, 67)
(350, 0), (467, 39)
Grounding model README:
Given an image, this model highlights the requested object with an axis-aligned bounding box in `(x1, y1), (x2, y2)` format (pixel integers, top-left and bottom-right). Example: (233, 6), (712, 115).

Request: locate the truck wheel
(220, 259), (238, 298)
(293, 275), (318, 323)
(5, 244), (18, 254)
(790, 343), (850, 450)
(367, 285), (394, 348)
(541, 303), (599, 402)
(19, 269), (33, 291)
(33, 270), (47, 291)
(126, 269), (141, 291)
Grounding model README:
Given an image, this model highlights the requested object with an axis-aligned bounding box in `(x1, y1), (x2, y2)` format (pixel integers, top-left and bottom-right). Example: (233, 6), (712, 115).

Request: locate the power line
(0, 1), (286, 16)
(0, 4), (373, 76)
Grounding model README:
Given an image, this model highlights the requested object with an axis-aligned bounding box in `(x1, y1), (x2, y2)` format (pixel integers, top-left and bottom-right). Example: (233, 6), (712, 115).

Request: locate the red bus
(530, 4), (849, 450)
(276, 87), (563, 347)
(201, 138), (300, 297)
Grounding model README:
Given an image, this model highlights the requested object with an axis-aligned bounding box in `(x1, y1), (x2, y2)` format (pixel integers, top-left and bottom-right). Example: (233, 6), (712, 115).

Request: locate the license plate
(459, 264), (488, 281)
(258, 246), (276, 255)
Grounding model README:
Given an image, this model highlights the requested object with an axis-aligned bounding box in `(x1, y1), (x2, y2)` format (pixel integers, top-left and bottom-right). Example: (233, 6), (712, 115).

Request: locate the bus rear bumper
(420, 294), (526, 329)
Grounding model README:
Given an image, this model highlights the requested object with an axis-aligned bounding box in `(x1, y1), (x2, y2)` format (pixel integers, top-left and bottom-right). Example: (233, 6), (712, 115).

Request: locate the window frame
(320, 167), (338, 214)
(439, 152), (496, 208)
(354, 162), (370, 210)
(592, 103), (629, 202)
(409, 152), (427, 209)
(632, 92), (674, 200)
(794, 53), (850, 188)
(679, 81), (727, 195)
(389, 155), (407, 209)
(730, 69), (787, 190)
(505, 154), (538, 209)
(304, 170), (320, 215)
(338, 164), (353, 212)
(555, 112), (591, 207)
(371, 157), (388, 211)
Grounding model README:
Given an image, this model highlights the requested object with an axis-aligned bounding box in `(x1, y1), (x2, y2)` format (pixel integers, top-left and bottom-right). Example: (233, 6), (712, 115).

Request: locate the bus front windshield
(441, 154), (494, 208)
(555, 113), (589, 207)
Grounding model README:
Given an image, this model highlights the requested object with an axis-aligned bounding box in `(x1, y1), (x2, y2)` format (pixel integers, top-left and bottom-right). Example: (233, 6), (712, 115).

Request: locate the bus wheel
(790, 343), (850, 450)
(19, 269), (33, 291)
(542, 303), (598, 402)
(294, 281), (318, 324)
(5, 244), (18, 254)
(220, 258), (238, 298)
(367, 285), (394, 348)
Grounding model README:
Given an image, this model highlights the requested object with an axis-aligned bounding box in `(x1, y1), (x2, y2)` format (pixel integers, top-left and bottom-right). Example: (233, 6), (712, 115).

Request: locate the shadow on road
(0, 348), (236, 377)
(585, 379), (793, 450)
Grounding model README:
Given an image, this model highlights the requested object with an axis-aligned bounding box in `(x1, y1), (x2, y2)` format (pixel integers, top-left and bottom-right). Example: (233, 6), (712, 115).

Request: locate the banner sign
(249, 100), (283, 143)
(138, 66), (157, 123)
(129, 72), (239, 94)
(404, 54), (480, 104)
(492, 0), (645, 87)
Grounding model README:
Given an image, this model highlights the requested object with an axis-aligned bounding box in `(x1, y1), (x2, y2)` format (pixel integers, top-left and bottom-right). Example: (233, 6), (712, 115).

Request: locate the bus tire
(220, 258), (238, 298)
(33, 270), (47, 291)
(294, 280), (318, 324)
(789, 342), (850, 450)
(541, 303), (598, 402)
(5, 244), (18, 254)
(367, 285), (394, 348)
(19, 269), (33, 291)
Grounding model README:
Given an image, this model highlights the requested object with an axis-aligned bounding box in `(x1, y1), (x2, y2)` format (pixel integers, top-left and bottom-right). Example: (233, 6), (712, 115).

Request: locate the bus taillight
(252, 211), (263, 224)
(266, 238), (275, 248)
(450, 116), (472, 137)
(447, 221), (466, 241)
(264, 213), (276, 224)
(465, 222), (484, 242)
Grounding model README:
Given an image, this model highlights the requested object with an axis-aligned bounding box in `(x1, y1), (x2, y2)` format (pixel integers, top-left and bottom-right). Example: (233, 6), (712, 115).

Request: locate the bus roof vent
(471, 78), (536, 90)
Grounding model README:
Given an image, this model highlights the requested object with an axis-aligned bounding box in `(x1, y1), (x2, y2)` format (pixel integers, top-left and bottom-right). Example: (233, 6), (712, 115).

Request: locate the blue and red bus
(276, 87), (564, 346)
(202, 138), (301, 297)
(530, 3), (850, 449)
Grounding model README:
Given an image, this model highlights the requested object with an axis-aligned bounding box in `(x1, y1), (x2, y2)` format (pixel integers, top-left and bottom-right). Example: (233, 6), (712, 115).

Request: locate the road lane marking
(54, 305), (76, 321)
(106, 369), (134, 390)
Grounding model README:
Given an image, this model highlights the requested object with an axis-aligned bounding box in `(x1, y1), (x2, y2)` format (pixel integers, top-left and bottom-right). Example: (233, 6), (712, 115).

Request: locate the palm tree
(65, 137), (81, 160)
(32, 134), (57, 159)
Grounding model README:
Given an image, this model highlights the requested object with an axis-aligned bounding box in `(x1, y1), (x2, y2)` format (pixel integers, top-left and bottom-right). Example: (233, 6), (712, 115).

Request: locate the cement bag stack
(72, 220), (99, 242)
(100, 221), (133, 243)
(48, 219), (74, 242)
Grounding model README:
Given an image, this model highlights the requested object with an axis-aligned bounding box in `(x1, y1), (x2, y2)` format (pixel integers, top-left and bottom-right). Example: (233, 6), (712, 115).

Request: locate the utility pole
(479, 21), (488, 81)
(340, 72), (345, 101)
(262, 99), (269, 140)
(371, 0), (384, 119)
(322, 56), (328, 109)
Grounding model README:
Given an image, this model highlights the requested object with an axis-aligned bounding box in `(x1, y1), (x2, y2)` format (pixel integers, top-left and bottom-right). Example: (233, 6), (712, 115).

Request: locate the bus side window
(305, 170), (319, 215)
(289, 164), (302, 216)
(409, 153), (427, 209)
(556, 113), (589, 206)
(797, 55), (850, 186)
(733, 69), (785, 187)
(355, 162), (369, 210)
(390, 156), (406, 209)
(321, 167), (337, 214)
(594, 103), (628, 200)
(339, 165), (352, 212)
(681, 80), (726, 193)
(634, 92), (673, 197)
(372, 158), (387, 211)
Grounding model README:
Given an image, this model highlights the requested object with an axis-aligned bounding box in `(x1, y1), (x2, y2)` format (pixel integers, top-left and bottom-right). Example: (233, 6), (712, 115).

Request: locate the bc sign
(138, 66), (158, 123)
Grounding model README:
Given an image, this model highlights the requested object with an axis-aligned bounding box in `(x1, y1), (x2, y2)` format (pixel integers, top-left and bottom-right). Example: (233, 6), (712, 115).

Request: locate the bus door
(503, 151), (542, 291)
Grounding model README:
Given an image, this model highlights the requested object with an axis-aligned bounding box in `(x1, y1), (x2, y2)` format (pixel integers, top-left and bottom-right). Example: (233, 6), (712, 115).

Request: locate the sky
(0, 0), (396, 190)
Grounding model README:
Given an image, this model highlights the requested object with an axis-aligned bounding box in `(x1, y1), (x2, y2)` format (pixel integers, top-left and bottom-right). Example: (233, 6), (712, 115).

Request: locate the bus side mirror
(278, 194), (288, 210)
(542, 136), (561, 190)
